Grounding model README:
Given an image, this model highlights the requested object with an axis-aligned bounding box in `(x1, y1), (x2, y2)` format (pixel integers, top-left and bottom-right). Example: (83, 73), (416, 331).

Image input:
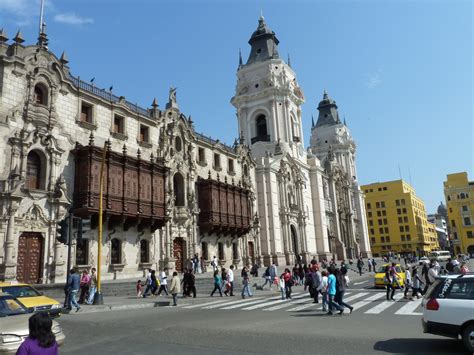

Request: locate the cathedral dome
(437, 201), (447, 215)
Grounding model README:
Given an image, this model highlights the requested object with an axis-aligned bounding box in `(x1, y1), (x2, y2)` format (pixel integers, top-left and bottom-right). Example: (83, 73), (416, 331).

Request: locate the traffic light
(56, 219), (69, 245)
(76, 218), (91, 240)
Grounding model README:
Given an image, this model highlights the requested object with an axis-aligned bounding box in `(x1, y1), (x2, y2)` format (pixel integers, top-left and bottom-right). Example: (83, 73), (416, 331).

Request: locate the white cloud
(366, 70), (382, 89)
(54, 13), (93, 25)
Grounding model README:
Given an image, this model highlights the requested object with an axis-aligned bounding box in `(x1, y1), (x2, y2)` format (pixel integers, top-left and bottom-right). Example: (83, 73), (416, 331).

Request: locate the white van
(429, 250), (451, 262)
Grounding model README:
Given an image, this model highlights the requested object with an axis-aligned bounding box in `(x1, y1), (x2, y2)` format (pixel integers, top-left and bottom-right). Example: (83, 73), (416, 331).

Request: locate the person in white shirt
(226, 265), (235, 296)
(320, 271), (329, 312)
(157, 268), (169, 296)
(211, 256), (218, 271)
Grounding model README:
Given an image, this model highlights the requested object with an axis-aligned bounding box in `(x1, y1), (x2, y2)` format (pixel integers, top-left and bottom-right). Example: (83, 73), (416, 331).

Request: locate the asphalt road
(58, 269), (472, 355)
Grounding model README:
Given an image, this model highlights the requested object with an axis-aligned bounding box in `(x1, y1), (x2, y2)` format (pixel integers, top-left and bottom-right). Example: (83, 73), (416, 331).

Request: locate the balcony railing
(251, 135), (270, 144)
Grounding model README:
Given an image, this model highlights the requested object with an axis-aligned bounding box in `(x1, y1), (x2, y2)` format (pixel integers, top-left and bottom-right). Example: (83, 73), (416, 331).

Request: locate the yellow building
(444, 172), (474, 256)
(361, 180), (439, 257)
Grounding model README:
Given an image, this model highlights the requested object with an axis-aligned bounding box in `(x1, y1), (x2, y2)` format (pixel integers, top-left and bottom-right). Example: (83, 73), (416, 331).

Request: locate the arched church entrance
(173, 237), (186, 272)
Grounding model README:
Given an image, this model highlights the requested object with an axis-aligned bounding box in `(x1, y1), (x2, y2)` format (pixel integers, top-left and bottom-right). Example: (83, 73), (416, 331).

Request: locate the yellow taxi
(373, 264), (406, 289)
(0, 282), (62, 317)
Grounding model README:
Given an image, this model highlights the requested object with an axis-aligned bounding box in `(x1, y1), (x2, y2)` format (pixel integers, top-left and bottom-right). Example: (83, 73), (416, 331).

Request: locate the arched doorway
(16, 233), (44, 284)
(467, 245), (474, 258)
(290, 225), (299, 256)
(173, 238), (186, 272)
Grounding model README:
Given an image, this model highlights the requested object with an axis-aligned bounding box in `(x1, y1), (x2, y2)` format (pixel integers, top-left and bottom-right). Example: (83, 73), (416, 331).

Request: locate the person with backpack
(261, 266), (273, 290)
(335, 268), (354, 313)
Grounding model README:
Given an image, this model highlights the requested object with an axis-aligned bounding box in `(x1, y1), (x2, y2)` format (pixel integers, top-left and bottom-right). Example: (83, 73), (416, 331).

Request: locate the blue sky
(1, 0), (472, 213)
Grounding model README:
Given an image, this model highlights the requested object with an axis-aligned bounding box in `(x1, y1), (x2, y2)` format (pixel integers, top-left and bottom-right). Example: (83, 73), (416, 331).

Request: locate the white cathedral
(0, 17), (370, 284)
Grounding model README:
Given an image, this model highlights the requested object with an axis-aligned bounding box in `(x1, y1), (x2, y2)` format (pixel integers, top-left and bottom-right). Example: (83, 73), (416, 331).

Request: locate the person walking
(221, 267), (228, 292)
(241, 266), (253, 298)
(210, 270), (223, 297)
(411, 267), (423, 299)
(384, 265), (395, 301)
(16, 312), (59, 355)
(320, 270), (329, 312)
(427, 261), (439, 291)
(211, 256), (218, 271)
(78, 269), (90, 304)
(261, 265), (273, 290)
(282, 268), (293, 299)
(311, 264), (322, 303)
(327, 268), (344, 315)
(157, 268), (169, 296)
(421, 261), (430, 294)
(367, 258), (372, 273)
(335, 269), (354, 313)
(169, 271), (181, 306)
(357, 258), (364, 276)
(227, 265), (235, 296)
(86, 268), (98, 305)
(150, 270), (159, 295)
(142, 269), (154, 298)
(67, 267), (81, 312)
(278, 276), (286, 300)
(404, 266), (413, 299)
(192, 254), (200, 274)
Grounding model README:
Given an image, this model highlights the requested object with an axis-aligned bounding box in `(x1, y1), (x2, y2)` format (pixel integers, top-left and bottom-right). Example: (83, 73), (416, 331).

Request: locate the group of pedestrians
(140, 268), (169, 298)
(210, 265), (235, 297)
(65, 267), (98, 312)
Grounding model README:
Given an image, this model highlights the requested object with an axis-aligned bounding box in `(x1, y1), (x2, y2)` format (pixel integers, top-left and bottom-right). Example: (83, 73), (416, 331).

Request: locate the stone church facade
(0, 18), (370, 284)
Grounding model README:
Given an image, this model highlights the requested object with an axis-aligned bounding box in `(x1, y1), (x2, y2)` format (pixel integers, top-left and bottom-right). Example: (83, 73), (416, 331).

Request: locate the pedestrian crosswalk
(181, 290), (425, 316)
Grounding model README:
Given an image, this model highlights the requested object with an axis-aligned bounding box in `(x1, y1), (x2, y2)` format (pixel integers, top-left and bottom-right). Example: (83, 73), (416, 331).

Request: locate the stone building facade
(0, 18), (370, 284)
(0, 29), (258, 284)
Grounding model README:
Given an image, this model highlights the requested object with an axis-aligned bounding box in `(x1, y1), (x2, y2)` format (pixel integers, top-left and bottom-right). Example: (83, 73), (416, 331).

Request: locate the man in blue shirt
(67, 267), (81, 312)
(327, 268), (344, 315)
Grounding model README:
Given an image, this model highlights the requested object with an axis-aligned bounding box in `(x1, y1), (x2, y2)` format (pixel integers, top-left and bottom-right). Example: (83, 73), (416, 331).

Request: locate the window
(447, 195), (451, 201)
(218, 242), (224, 260)
(460, 193), (466, 199)
(175, 137), (182, 152)
(379, 227), (384, 234)
(113, 115), (124, 134)
(111, 238), (121, 264)
(386, 236), (390, 242)
(445, 280), (474, 300)
(405, 226), (410, 232)
(398, 217), (403, 223)
(243, 164), (249, 176)
(232, 243), (239, 260)
(406, 235), (411, 241)
(396, 200), (400, 206)
(377, 211), (381, 217)
(381, 237), (385, 243)
(383, 187), (387, 191)
(75, 239), (88, 265)
(81, 102), (93, 123)
(384, 227), (389, 233)
(382, 211), (387, 216)
(368, 212), (372, 218)
(464, 217), (471, 226)
(376, 202), (380, 208)
(383, 218), (388, 224)
(26, 151), (42, 190)
(400, 226), (404, 232)
(228, 159), (234, 173)
(451, 220), (456, 227)
(214, 154), (221, 169)
(381, 201), (386, 208)
(467, 231), (473, 239)
(371, 237), (376, 244)
(367, 203), (371, 210)
(378, 219), (383, 225)
(370, 228), (374, 235)
(382, 246), (387, 250)
(140, 239), (149, 263)
(198, 148), (206, 163)
(453, 232), (458, 239)
(201, 242), (209, 260)
(139, 125), (149, 143)
(252, 114), (269, 143)
(401, 199), (406, 205)
(462, 205), (469, 212)
(378, 187), (382, 191)
(34, 84), (47, 105)
(449, 208), (453, 213)
(404, 216), (409, 223)
(369, 220), (373, 226)
(402, 208), (407, 214)
(401, 235), (406, 241)
(173, 173), (185, 207)
(397, 209), (401, 215)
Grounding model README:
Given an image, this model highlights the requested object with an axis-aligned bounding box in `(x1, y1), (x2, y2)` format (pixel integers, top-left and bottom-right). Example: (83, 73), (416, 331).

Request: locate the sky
(0, 0), (472, 213)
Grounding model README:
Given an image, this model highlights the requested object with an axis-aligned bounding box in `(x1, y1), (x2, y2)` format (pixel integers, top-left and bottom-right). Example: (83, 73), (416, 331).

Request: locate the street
(57, 271), (471, 355)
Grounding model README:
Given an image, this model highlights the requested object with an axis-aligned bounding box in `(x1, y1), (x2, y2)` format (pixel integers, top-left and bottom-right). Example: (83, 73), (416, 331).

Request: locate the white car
(421, 274), (474, 353)
(418, 257), (430, 266)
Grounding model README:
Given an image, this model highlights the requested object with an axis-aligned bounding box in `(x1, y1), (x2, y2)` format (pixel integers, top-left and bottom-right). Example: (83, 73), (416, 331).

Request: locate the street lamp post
(93, 141), (107, 305)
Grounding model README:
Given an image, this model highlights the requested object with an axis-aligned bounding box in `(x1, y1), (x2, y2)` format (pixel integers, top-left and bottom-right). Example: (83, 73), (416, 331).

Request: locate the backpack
(264, 267), (270, 277)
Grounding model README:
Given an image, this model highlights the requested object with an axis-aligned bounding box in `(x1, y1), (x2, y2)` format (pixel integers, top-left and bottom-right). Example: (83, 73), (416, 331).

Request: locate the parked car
(0, 282), (61, 317)
(0, 292), (65, 354)
(373, 264), (406, 289)
(421, 273), (474, 353)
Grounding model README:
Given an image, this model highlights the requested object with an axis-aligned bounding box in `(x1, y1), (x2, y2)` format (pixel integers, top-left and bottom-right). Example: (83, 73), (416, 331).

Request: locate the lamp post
(93, 141), (107, 305)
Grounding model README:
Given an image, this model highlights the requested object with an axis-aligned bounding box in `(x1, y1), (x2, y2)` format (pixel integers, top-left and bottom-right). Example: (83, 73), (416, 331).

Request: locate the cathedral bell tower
(231, 16), (306, 160)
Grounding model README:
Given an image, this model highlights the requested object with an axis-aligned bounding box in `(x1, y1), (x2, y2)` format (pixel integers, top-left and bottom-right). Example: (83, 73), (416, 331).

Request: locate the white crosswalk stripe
(180, 290), (425, 316)
(241, 293), (302, 310)
(394, 298), (422, 315)
(365, 293), (404, 314)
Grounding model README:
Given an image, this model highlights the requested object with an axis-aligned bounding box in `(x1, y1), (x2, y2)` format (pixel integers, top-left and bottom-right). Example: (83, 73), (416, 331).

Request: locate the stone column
(4, 213), (17, 280)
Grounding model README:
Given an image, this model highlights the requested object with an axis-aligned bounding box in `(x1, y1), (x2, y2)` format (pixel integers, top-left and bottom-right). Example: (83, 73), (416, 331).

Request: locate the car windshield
(1, 285), (41, 298)
(0, 296), (29, 317)
(377, 266), (402, 273)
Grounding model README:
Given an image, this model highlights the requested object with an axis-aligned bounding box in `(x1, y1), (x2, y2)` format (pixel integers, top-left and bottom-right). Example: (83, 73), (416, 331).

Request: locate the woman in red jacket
(282, 268), (293, 299)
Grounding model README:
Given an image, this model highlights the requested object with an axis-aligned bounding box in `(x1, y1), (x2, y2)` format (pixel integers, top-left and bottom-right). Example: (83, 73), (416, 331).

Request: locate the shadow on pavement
(373, 338), (469, 354)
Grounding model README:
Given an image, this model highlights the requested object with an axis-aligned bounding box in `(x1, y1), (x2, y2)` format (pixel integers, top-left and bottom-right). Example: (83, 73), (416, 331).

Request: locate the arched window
(26, 151), (42, 190)
(111, 238), (121, 264)
(173, 173), (185, 207)
(232, 243), (239, 260)
(291, 116), (300, 142)
(218, 242), (225, 260)
(140, 239), (149, 263)
(34, 84), (47, 105)
(76, 239), (89, 265)
(201, 242), (209, 260)
(256, 114), (268, 137)
(175, 136), (182, 152)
